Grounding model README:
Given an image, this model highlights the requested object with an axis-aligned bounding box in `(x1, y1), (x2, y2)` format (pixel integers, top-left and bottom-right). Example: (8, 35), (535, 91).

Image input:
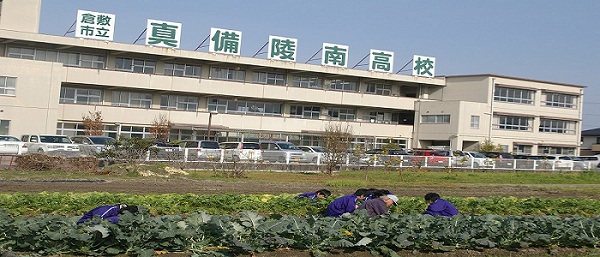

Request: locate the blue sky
(38, 1), (600, 130)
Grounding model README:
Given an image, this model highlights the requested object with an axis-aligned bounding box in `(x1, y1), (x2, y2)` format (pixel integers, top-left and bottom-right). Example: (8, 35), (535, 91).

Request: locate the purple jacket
(326, 194), (359, 217)
(357, 197), (389, 217)
(423, 199), (459, 217)
(296, 192), (318, 199)
(77, 204), (121, 224)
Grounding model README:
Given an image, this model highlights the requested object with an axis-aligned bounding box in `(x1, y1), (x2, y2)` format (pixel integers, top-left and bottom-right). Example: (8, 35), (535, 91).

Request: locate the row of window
(7, 46), (417, 97)
(513, 145), (575, 155)
(59, 87), (413, 123)
(422, 114), (576, 134)
(55, 121), (408, 150)
(495, 115), (577, 134)
(494, 86), (577, 108)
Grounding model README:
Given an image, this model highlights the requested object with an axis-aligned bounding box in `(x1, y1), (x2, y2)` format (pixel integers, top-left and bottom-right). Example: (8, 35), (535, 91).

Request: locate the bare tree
(322, 122), (353, 176)
(82, 111), (103, 136)
(149, 114), (172, 142)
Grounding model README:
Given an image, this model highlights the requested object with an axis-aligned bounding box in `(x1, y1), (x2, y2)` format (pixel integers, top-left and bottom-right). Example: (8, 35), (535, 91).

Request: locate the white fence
(145, 148), (597, 171)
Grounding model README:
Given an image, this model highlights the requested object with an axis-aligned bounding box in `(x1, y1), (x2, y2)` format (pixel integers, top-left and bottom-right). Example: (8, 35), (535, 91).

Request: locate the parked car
(181, 140), (221, 161)
(20, 134), (79, 153)
(298, 146), (326, 163)
(576, 156), (600, 170)
(513, 154), (546, 170)
(70, 135), (115, 154)
(538, 155), (575, 170)
(0, 135), (28, 155)
(260, 141), (305, 163)
(150, 140), (183, 160)
(457, 151), (494, 168)
(220, 142), (262, 161)
(480, 152), (515, 169)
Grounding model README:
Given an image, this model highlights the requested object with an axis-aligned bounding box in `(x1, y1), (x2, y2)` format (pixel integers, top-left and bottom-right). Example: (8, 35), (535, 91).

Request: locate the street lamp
(206, 111), (218, 140)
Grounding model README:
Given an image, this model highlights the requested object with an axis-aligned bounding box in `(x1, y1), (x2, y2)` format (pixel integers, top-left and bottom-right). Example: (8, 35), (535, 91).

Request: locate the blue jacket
(296, 192), (318, 200)
(77, 204), (121, 224)
(326, 194), (359, 217)
(423, 199), (459, 217)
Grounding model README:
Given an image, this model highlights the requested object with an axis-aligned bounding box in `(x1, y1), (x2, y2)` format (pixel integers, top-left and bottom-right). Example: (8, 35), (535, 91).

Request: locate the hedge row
(1, 192), (599, 217)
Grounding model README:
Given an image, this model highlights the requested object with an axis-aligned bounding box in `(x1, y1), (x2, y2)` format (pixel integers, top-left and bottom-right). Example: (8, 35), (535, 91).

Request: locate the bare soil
(0, 177), (594, 199)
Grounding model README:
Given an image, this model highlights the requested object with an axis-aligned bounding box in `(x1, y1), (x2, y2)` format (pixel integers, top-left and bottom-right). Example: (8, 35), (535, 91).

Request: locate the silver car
(260, 141), (305, 163)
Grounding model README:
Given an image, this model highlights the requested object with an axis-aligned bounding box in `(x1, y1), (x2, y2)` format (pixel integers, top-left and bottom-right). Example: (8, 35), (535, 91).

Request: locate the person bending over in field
(357, 194), (399, 217)
(325, 188), (369, 217)
(77, 204), (139, 224)
(364, 188), (392, 201)
(296, 189), (331, 202)
(423, 192), (459, 217)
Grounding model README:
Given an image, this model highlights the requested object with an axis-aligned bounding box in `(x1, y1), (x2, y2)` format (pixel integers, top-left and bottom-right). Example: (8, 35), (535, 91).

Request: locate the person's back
(357, 194), (398, 217)
(423, 193), (458, 217)
(325, 189), (368, 217)
(77, 204), (138, 224)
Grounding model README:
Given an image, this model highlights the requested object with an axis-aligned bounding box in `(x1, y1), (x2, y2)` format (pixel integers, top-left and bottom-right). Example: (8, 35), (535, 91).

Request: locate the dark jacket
(357, 197), (389, 217)
(325, 194), (359, 217)
(423, 198), (459, 217)
(77, 204), (121, 224)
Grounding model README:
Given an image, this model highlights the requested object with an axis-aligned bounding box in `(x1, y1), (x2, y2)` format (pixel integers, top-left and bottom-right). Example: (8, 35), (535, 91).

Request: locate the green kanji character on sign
(96, 15), (112, 26)
(148, 22), (179, 47)
(270, 38), (296, 60)
(324, 45), (347, 66)
(80, 13), (96, 24)
(211, 30), (240, 54)
(95, 27), (110, 38)
(414, 57), (435, 76)
(79, 26), (95, 36)
(371, 51), (392, 71)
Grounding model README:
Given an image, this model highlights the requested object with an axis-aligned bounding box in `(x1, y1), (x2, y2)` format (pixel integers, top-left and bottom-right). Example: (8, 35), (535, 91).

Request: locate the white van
(220, 142), (262, 161)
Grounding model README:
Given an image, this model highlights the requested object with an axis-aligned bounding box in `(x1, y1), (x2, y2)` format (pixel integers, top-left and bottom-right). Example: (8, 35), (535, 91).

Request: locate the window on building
(252, 71), (285, 85)
(290, 105), (320, 119)
(328, 108), (356, 121)
(543, 92), (576, 108)
(209, 66), (245, 81)
(60, 87), (102, 104)
(513, 145), (532, 154)
(112, 91), (152, 108)
(366, 112), (389, 123)
(366, 83), (392, 96)
(470, 115), (480, 129)
(160, 95), (198, 111)
(539, 146), (575, 155)
(497, 115), (531, 131)
(7, 47), (106, 68)
(0, 120), (9, 135)
(596, 137), (600, 144)
(329, 79), (358, 92)
(292, 76), (323, 89)
(494, 86), (534, 104)
(7, 47), (35, 59)
(0, 76), (16, 96)
(79, 54), (106, 68)
(115, 57), (155, 74)
(421, 114), (450, 124)
(539, 119), (576, 134)
(164, 63), (201, 77)
(207, 98), (282, 116)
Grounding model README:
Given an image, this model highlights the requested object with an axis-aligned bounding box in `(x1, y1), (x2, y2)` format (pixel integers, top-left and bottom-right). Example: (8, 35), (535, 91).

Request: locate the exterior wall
(415, 75), (584, 154)
(0, 28), (437, 146)
(0, 0), (41, 33)
(442, 76), (491, 103)
(0, 57), (63, 134)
